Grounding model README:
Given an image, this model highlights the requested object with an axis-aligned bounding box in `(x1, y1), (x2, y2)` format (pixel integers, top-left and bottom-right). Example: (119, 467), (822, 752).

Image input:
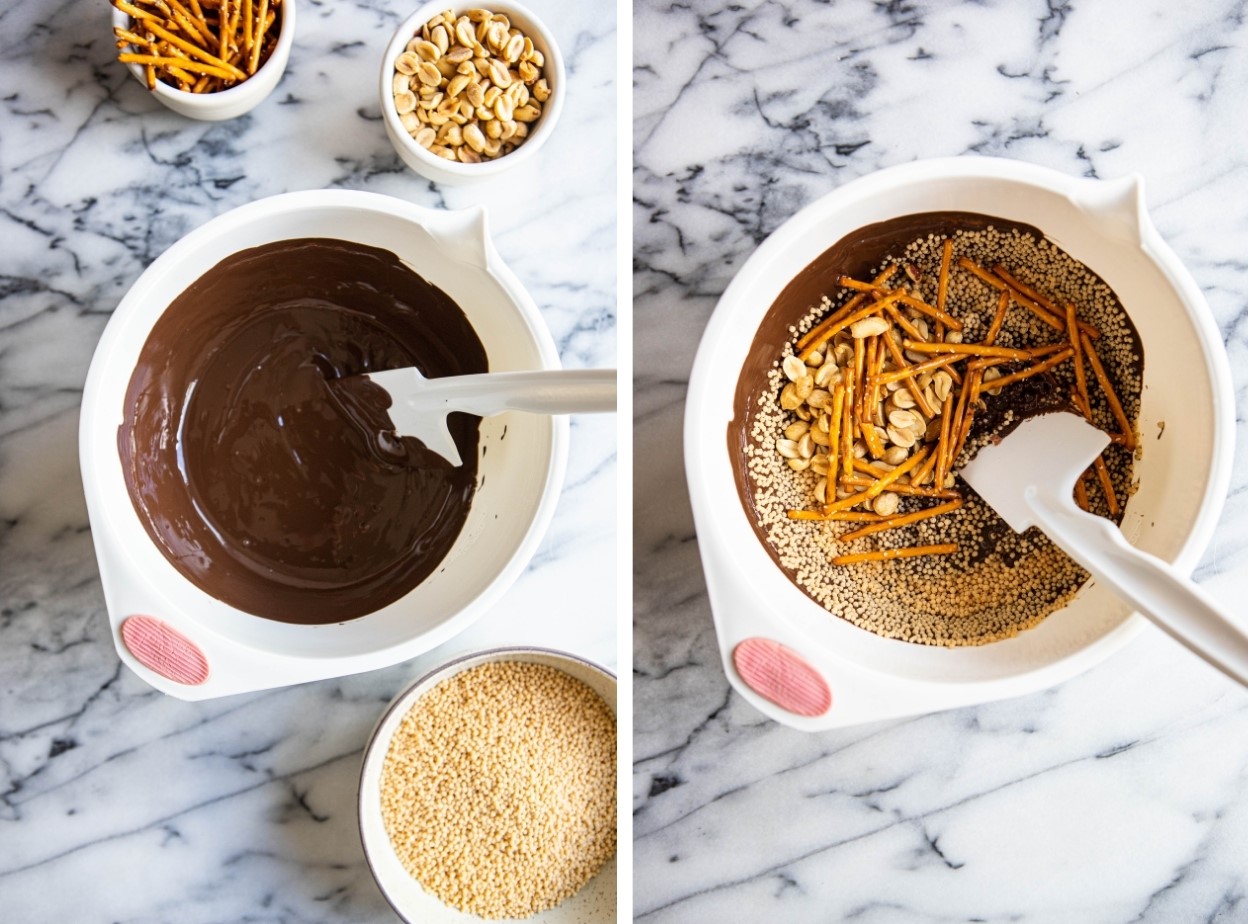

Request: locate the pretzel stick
(951, 370), (983, 461)
(1093, 455), (1120, 515)
(843, 475), (960, 499)
(826, 383), (844, 481)
(821, 488), (874, 515)
(992, 264), (1057, 312)
(242, 0), (254, 65)
(839, 499), (963, 543)
(936, 238), (953, 339)
(852, 334), (866, 424)
(1074, 471), (1091, 511)
(1065, 302), (1096, 421)
(902, 340), (1030, 361)
(866, 445), (930, 499)
(1081, 331), (1135, 450)
(249, 0), (270, 74)
(992, 264), (1101, 340)
(883, 303), (926, 342)
(912, 442), (939, 487)
(119, 53), (237, 78)
(897, 293), (963, 331)
(867, 332), (888, 427)
(984, 289), (1010, 345)
(944, 368), (974, 474)
(797, 266), (897, 354)
(873, 353), (960, 386)
(160, 0), (210, 45)
(787, 509), (883, 522)
(837, 276), (885, 294)
(933, 392), (954, 489)
(880, 330), (935, 418)
(841, 370), (855, 482)
(218, 0), (230, 59)
(831, 543), (958, 566)
(982, 347), (1074, 391)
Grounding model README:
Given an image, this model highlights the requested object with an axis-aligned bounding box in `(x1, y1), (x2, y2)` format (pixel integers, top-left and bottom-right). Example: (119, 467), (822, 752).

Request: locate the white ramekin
(379, 1), (565, 185)
(111, 0), (296, 121)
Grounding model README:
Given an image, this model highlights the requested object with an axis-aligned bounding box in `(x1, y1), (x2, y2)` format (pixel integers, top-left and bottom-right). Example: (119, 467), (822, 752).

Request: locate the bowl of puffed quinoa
(380, 2), (564, 185)
(358, 646), (617, 922)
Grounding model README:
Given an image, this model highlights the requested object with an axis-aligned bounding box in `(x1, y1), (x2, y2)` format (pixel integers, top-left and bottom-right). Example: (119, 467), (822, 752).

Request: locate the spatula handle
(417, 370), (617, 416)
(1029, 486), (1248, 689)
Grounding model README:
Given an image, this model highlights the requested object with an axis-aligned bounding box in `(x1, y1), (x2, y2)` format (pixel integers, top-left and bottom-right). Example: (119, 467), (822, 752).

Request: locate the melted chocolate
(118, 238), (487, 624)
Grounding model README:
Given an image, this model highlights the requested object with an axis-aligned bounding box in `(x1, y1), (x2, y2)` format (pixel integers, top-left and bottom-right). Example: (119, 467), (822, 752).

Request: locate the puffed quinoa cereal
(380, 661), (616, 919)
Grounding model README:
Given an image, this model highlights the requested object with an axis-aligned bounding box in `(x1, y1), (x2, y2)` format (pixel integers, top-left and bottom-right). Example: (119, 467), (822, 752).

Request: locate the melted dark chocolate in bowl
(118, 238), (488, 625)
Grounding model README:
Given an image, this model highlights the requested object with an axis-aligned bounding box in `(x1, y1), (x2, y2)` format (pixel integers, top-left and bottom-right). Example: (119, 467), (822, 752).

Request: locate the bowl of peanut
(380, 2), (564, 185)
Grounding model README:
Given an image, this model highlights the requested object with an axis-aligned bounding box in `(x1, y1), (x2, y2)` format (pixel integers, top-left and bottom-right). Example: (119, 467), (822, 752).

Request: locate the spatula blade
(366, 367), (463, 467)
(959, 412), (1110, 533)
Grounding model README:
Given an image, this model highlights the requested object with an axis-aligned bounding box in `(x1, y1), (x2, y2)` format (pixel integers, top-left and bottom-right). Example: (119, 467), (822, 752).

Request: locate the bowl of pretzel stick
(110, 0), (296, 121)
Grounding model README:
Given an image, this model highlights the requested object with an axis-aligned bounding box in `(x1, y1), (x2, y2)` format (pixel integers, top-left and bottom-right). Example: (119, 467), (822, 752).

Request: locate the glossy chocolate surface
(119, 238), (487, 624)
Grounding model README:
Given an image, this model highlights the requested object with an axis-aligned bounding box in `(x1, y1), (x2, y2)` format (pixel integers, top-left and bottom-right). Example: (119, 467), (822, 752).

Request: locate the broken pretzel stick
(896, 293), (963, 332)
(865, 445), (930, 499)
(872, 353), (960, 386)
(787, 509), (883, 522)
(902, 340), (1031, 361)
(980, 347), (1074, 392)
(838, 499), (963, 543)
(1081, 331), (1135, 450)
(831, 543), (958, 566)
(984, 289), (1010, 346)
(1092, 454), (1120, 515)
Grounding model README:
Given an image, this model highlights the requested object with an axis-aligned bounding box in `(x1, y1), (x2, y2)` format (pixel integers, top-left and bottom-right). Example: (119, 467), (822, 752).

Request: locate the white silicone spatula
(960, 411), (1248, 688)
(364, 367), (616, 466)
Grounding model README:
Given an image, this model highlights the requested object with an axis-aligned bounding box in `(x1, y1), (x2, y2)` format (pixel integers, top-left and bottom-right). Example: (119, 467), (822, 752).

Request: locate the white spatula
(364, 368), (616, 466)
(960, 412), (1248, 688)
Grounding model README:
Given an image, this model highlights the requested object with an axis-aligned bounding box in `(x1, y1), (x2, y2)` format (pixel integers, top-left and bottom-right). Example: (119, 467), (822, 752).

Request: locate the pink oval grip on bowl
(733, 637), (831, 717)
(120, 616), (210, 685)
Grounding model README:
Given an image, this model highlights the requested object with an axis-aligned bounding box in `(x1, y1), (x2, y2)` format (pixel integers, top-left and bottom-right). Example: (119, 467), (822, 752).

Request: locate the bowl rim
(110, 0), (296, 105)
(356, 645), (617, 923)
(378, 0), (566, 179)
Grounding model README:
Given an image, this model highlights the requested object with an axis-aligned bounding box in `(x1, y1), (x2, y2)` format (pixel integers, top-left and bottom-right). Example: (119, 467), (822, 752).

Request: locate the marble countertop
(0, 0), (615, 920)
(633, 0), (1248, 920)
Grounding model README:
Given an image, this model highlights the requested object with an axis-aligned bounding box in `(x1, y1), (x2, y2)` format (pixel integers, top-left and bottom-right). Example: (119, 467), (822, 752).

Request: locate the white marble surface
(0, 0), (615, 920)
(634, 0), (1248, 920)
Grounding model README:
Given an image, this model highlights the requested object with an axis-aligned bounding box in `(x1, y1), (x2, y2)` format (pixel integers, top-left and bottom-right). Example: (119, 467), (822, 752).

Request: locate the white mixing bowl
(685, 157), (1235, 730)
(80, 189), (567, 699)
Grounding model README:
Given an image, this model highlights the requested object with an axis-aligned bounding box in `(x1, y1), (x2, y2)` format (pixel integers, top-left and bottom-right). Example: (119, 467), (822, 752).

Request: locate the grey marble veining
(634, 0), (1248, 920)
(0, 0), (616, 920)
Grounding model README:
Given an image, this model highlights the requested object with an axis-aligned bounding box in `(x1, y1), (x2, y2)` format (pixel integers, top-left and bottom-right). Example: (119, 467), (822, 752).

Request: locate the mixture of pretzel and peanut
(776, 240), (1136, 566)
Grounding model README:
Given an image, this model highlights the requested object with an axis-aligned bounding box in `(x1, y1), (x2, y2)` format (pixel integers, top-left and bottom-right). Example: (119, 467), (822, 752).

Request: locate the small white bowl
(358, 647), (617, 923)
(380, 1), (565, 185)
(111, 0), (296, 121)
